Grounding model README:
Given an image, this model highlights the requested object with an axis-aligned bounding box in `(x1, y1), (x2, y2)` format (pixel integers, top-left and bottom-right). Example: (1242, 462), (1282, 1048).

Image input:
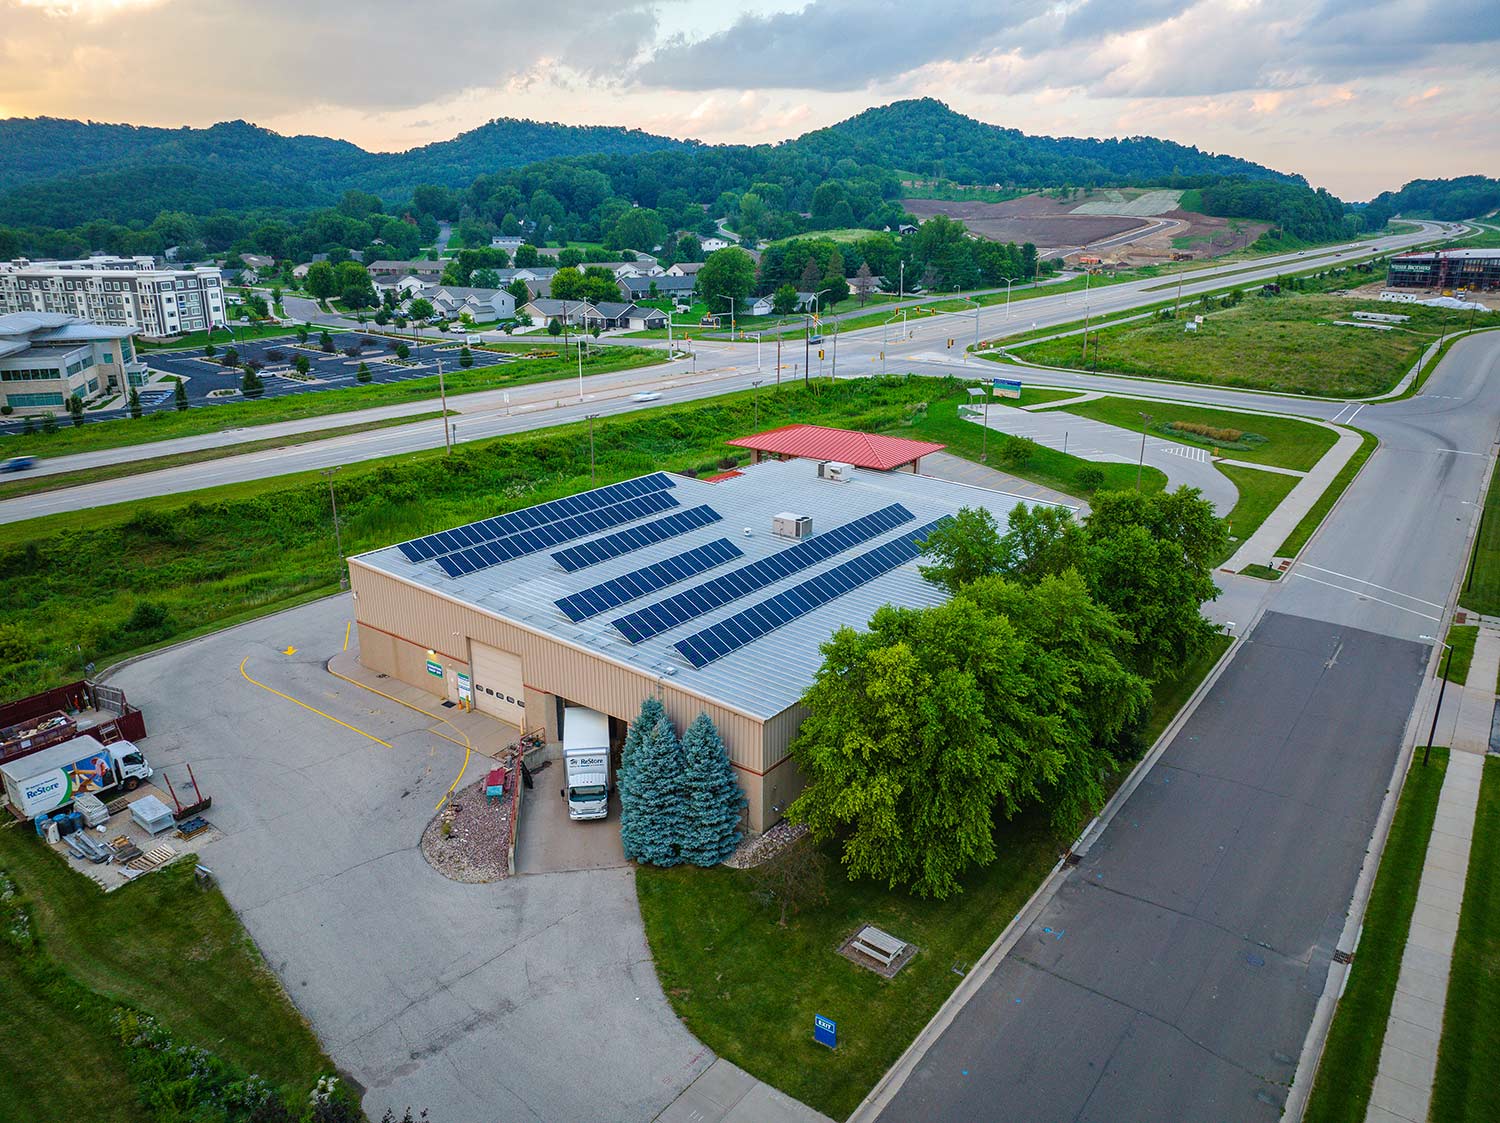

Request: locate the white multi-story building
(0, 258), (226, 339)
(0, 312), (147, 414)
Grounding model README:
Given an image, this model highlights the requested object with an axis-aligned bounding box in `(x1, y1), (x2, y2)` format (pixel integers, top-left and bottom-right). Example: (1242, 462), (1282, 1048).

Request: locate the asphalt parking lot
(110, 593), (709, 1122)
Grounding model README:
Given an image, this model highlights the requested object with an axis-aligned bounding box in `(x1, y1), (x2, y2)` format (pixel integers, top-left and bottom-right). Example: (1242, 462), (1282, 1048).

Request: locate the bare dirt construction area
(904, 197), (1148, 254)
(1110, 209), (1271, 268)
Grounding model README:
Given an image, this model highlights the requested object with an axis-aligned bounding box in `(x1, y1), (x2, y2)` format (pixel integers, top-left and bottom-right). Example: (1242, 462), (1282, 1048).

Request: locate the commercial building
(0, 259), (225, 339)
(1386, 248), (1500, 292)
(348, 457), (1064, 831)
(0, 312), (146, 413)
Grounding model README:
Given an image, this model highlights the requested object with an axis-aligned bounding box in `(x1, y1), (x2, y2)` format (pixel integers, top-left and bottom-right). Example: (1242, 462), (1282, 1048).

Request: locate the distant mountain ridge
(0, 99), (1299, 228)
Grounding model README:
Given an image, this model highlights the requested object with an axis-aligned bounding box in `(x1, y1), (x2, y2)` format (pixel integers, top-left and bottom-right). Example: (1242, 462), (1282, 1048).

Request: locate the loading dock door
(469, 641), (525, 726)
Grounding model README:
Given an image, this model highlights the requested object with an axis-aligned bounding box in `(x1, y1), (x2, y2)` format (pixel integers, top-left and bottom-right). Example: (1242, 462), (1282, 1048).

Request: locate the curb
(848, 627), (1243, 1123)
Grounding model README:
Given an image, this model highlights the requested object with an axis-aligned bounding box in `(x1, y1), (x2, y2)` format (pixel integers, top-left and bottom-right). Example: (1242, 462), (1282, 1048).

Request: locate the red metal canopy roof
(726, 424), (945, 471)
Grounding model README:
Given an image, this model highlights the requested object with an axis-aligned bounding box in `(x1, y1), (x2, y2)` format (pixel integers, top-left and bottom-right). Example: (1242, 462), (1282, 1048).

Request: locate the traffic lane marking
(1298, 564), (1444, 609)
(1287, 573), (1441, 622)
(238, 655), (392, 747)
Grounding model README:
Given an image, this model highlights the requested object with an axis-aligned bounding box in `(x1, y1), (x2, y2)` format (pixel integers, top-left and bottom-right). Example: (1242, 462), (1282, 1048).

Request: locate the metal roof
(355, 460), (1070, 720)
(726, 424), (946, 470)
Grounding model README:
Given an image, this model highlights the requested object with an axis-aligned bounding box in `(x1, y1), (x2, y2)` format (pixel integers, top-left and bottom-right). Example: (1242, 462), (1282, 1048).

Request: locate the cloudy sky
(2, 0), (1496, 198)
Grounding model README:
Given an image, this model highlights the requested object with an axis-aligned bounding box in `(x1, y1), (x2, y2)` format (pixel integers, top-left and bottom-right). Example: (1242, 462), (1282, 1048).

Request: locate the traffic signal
(947, 338), (954, 348)
(818, 349), (825, 360)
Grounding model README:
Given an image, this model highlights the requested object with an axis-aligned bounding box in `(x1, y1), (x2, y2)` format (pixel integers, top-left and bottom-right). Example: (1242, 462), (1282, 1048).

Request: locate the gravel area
(418, 771), (517, 883)
(722, 819), (808, 869)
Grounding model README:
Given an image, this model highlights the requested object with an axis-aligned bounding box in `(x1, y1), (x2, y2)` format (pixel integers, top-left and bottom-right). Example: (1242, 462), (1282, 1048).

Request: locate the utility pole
(586, 413), (599, 484)
(1136, 412), (1152, 490)
(438, 359), (450, 454)
(321, 467), (343, 558)
(1175, 266), (1184, 320)
(1419, 634), (1454, 767)
(775, 331), (782, 386)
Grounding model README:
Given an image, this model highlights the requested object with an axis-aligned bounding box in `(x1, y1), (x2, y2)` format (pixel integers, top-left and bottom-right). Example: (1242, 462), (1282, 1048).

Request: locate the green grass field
(0, 825), (334, 1123)
(1044, 396), (1338, 472)
(638, 633), (1230, 1120)
(1431, 756), (1500, 1121)
(1215, 465), (1299, 563)
(0, 345), (664, 460)
(1460, 459), (1500, 617)
(1302, 749), (1449, 1123)
(136, 323), (294, 352)
(1018, 293), (1452, 397)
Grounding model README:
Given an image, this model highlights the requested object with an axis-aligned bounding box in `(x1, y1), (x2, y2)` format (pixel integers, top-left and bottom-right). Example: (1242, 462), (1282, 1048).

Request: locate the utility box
(818, 461), (852, 483)
(772, 512), (813, 539)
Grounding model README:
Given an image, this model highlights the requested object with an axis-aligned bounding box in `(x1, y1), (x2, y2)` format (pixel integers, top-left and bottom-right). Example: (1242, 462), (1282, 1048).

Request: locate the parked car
(1, 456), (36, 473)
(631, 391), (662, 402)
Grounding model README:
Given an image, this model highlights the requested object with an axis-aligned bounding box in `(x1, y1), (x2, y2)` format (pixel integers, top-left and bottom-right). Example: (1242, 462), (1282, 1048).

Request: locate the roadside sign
(426, 659), (443, 677)
(814, 1014), (837, 1050)
(456, 672), (472, 706)
(1184, 321), (1199, 332)
(993, 378), (1022, 399)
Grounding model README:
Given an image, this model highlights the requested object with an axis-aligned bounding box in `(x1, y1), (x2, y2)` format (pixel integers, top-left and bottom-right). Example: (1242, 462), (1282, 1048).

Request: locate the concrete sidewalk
(1223, 427), (1365, 571)
(1364, 627), (1499, 1123)
(658, 1059), (833, 1123)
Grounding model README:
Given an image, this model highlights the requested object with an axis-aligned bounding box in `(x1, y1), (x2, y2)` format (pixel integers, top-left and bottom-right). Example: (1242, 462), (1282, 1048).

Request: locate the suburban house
(666, 261), (704, 278)
(426, 286), (516, 322)
(521, 298), (598, 329)
(700, 236), (734, 252)
(490, 236), (525, 254)
(520, 299), (664, 332)
(367, 260), (443, 281)
(748, 291), (818, 316)
(240, 254), (274, 271)
(618, 273), (695, 301)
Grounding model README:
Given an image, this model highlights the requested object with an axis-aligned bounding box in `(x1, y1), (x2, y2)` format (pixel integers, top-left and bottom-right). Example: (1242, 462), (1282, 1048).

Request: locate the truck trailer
(0, 735), (153, 820)
(561, 705), (612, 821)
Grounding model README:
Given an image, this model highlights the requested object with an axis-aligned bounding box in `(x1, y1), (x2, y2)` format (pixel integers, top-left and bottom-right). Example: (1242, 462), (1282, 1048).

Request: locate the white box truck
(0, 735), (153, 820)
(561, 705), (611, 821)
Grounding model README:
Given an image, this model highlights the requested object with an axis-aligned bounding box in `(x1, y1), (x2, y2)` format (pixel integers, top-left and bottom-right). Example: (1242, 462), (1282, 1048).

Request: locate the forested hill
(0, 99), (1297, 229)
(799, 99), (1301, 187)
(1360, 175), (1500, 227)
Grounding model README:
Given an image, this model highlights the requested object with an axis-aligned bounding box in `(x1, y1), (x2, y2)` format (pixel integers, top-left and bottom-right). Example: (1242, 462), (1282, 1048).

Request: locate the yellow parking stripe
(238, 656), (392, 748)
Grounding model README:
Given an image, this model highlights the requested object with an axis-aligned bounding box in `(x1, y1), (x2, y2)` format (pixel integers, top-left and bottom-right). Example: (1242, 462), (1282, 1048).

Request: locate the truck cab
(561, 705), (611, 821)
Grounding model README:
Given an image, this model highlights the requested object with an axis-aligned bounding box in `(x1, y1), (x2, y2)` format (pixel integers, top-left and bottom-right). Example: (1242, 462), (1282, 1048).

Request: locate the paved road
(868, 329), (1500, 1121)
(0, 222), (1447, 523)
(112, 596), (709, 1122)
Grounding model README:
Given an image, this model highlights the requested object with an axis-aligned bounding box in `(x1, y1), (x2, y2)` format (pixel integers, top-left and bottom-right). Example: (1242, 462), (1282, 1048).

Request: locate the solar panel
(396, 472), (675, 562)
(554, 538), (744, 622)
(671, 517), (951, 668)
(610, 503), (915, 644)
(551, 505), (723, 572)
(434, 491), (680, 577)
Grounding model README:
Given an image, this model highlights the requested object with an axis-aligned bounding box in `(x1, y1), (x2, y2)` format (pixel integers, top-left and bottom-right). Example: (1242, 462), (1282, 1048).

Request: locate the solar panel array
(396, 473), (675, 563)
(435, 491), (678, 577)
(672, 517), (950, 668)
(551, 505), (722, 572)
(554, 538), (744, 622)
(611, 503), (914, 644)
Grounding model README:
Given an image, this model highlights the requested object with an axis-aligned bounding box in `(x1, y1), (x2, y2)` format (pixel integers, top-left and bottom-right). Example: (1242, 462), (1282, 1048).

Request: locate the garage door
(469, 641), (525, 726)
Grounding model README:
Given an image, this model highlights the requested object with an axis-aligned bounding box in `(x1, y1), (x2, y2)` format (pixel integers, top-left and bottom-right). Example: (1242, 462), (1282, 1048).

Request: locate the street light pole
(1136, 411), (1152, 490)
(321, 466), (343, 558)
(752, 379), (762, 428)
(1419, 634), (1454, 767)
(586, 413), (599, 484)
(438, 359), (450, 455)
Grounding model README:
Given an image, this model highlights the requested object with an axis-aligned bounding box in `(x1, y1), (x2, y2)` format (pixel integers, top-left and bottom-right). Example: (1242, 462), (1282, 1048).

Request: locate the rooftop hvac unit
(819, 461), (853, 483)
(772, 512), (813, 539)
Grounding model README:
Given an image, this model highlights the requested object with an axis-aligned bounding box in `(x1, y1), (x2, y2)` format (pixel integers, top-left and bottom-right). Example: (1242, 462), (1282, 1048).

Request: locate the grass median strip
(1276, 429), (1377, 558)
(0, 824), (335, 1123)
(0, 411), (449, 500)
(1214, 464), (1300, 564)
(638, 634), (1231, 1120)
(1431, 756), (1500, 1122)
(1439, 625), (1478, 687)
(1302, 747), (1449, 1123)
(1459, 452), (1500, 618)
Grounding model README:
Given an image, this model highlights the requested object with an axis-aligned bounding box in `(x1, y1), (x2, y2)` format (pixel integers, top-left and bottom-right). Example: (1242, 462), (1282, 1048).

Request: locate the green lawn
(989, 386), (1084, 408)
(1215, 465), (1300, 563)
(1431, 756), (1500, 1121)
(1277, 429), (1378, 557)
(1016, 294), (1453, 397)
(1240, 563), (1282, 581)
(0, 346), (665, 460)
(1044, 395), (1338, 472)
(1460, 459), (1500, 617)
(638, 634), (1231, 1120)
(1302, 749), (1449, 1123)
(136, 323), (294, 352)
(905, 396), (1168, 497)
(1440, 625), (1479, 687)
(0, 824), (334, 1122)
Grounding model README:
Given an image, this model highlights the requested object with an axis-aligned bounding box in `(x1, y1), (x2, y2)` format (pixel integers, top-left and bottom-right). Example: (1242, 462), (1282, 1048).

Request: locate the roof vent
(773, 513), (813, 539)
(819, 461), (852, 483)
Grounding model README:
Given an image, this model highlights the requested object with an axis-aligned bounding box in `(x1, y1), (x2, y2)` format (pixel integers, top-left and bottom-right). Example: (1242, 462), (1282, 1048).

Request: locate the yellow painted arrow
(282, 645), (298, 655)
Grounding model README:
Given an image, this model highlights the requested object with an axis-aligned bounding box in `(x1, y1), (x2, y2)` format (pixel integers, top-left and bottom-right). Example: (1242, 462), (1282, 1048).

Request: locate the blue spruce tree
(628, 716), (688, 866)
(678, 712), (747, 867)
(619, 696), (667, 862)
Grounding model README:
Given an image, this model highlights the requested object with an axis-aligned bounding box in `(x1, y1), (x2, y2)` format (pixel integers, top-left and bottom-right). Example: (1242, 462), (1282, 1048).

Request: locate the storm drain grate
(1333, 949), (1355, 965)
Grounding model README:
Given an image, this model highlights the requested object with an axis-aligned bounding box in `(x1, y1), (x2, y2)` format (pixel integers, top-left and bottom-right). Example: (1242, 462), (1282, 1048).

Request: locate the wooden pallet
(125, 843), (176, 872)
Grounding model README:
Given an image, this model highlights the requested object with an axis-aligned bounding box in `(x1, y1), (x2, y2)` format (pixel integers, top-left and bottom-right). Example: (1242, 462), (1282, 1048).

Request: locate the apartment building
(0, 258), (226, 340)
(0, 312), (146, 414)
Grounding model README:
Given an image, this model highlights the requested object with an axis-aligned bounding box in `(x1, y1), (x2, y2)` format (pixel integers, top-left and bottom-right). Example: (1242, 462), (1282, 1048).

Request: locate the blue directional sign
(993, 377), (1022, 399)
(814, 1014), (837, 1050)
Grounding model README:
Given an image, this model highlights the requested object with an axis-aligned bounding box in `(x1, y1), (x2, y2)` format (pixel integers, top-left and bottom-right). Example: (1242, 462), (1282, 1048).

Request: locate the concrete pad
(1423, 830), (1472, 859)
(1389, 990), (1446, 1034)
(1394, 964), (1450, 1005)
(1415, 881), (1466, 914)
(1407, 921), (1458, 957)
(1370, 1071), (1431, 1122)
(1430, 813), (1474, 841)
(1410, 900), (1461, 936)
(722, 1081), (835, 1123)
(1419, 867), (1468, 895)
(515, 765), (628, 875)
(1382, 1014), (1439, 1061)
(1425, 845), (1470, 876)
(1398, 943), (1452, 982)
(1374, 1044), (1437, 1099)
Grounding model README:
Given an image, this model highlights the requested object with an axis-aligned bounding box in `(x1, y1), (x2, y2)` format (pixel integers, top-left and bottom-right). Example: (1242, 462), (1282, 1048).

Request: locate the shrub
(1074, 465), (1105, 491)
(999, 435), (1038, 468)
